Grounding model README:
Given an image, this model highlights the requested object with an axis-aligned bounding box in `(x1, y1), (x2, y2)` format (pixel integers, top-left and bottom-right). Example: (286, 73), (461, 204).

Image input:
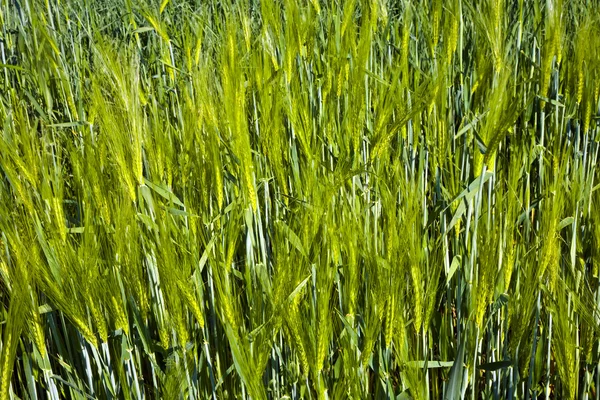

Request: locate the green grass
(0, 0), (599, 398)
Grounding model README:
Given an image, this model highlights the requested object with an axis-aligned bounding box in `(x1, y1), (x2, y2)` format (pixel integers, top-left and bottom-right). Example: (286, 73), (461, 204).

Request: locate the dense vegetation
(0, 0), (599, 398)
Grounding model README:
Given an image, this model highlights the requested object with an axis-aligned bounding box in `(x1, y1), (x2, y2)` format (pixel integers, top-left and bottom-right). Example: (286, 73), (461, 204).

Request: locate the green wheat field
(0, 0), (599, 398)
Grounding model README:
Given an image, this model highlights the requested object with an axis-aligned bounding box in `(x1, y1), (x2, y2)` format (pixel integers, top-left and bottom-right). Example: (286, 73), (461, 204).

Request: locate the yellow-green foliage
(0, 0), (599, 399)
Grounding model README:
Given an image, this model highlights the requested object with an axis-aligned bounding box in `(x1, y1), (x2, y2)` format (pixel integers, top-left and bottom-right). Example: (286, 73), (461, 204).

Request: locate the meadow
(0, 0), (599, 398)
